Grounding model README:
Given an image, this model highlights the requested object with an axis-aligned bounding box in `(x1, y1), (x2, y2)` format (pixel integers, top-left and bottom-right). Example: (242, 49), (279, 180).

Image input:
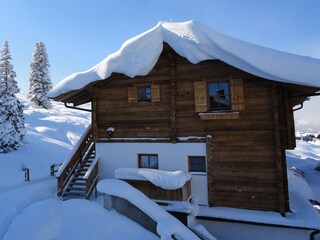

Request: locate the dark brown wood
(122, 179), (191, 201)
(170, 57), (177, 142)
(84, 158), (99, 199)
(271, 83), (287, 215)
(92, 99), (98, 142)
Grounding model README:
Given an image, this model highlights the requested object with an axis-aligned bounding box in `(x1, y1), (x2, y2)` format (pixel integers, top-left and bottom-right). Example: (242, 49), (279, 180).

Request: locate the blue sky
(1, 0), (320, 130)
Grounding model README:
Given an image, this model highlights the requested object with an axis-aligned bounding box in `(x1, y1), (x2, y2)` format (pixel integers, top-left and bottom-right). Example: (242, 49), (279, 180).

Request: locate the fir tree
(28, 42), (52, 109)
(0, 41), (25, 153)
(0, 41), (20, 94)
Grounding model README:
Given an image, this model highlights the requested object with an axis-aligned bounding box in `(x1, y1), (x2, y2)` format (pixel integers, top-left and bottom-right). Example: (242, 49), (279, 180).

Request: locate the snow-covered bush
(28, 42), (52, 109)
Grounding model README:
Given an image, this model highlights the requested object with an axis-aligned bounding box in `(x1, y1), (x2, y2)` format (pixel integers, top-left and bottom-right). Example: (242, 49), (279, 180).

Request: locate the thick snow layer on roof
(97, 179), (201, 240)
(115, 168), (191, 190)
(49, 20), (320, 98)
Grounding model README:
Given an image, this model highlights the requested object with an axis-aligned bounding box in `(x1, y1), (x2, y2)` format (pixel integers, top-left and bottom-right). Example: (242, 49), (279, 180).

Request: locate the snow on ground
(0, 94), (159, 240)
(286, 140), (320, 202)
(0, 93), (90, 191)
(4, 199), (158, 240)
(0, 178), (56, 239)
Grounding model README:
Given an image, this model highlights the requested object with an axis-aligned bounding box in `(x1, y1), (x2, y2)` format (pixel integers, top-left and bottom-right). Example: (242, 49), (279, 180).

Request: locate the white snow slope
(49, 20), (320, 98)
(0, 94), (158, 240)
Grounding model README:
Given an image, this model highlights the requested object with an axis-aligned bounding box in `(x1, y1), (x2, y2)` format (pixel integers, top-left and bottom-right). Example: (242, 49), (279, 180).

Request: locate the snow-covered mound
(97, 179), (202, 240)
(115, 168), (191, 190)
(49, 20), (320, 98)
(4, 199), (158, 240)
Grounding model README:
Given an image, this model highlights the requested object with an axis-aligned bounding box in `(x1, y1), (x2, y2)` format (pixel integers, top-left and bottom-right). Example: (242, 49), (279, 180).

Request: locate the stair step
(70, 182), (86, 186)
(63, 192), (86, 198)
(75, 172), (85, 176)
(65, 188), (86, 194)
(74, 176), (85, 180)
(67, 186), (86, 191)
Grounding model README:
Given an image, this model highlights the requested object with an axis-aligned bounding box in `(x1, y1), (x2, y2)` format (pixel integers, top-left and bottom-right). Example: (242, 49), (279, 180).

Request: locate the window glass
(138, 86), (151, 102)
(140, 156), (149, 168)
(209, 81), (231, 111)
(189, 156), (206, 172)
(138, 154), (158, 169)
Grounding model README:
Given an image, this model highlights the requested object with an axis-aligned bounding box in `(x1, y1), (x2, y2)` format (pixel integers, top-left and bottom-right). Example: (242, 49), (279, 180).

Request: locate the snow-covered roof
(49, 20), (320, 98)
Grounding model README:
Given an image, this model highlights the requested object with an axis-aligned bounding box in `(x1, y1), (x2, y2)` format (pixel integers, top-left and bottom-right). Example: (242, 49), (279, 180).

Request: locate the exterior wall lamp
(106, 127), (115, 137)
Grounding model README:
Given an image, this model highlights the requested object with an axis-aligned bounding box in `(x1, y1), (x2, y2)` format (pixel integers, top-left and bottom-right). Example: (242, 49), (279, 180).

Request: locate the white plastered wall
(96, 142), (208, 206)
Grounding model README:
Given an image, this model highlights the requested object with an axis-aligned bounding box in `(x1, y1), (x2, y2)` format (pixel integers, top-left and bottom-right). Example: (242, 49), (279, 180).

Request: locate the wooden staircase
(56, 126), (99, 200)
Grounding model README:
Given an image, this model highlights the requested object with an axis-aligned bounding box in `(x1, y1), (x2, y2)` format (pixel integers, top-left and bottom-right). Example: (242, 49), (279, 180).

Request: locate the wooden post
(92, 99), (98, 142)
(284, 91), (296, 149)
(271, 83), (287, 216)
(24, 168), (30, 181)
(169, 57), (177, 143)
(206, 135), (214, 207)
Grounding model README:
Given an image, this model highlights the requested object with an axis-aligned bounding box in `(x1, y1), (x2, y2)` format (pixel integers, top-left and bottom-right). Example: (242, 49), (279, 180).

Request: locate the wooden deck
(122, 179), (191, 201)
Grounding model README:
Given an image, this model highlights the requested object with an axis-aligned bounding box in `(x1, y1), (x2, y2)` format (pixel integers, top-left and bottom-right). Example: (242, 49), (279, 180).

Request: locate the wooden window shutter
(230, 79), (245, 111)
(194, 81), (208, 112)
(128, 86), (137, 103)
(151, 84), (160, 102)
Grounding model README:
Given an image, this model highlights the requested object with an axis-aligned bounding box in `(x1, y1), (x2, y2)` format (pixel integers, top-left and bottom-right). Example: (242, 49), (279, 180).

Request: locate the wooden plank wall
(93, 45), (291, 213)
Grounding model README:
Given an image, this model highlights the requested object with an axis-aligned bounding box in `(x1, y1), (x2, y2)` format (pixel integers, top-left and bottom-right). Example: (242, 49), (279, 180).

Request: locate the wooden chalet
(51, 21), (320, 219)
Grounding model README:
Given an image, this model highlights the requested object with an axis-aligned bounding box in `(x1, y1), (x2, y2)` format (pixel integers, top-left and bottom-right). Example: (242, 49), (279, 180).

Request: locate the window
(138, 154), (158, 169)
(138, 86), (151, 102)
(208, 81), (231, 111)
(128, 85), (160, 103)
(188, 156), (206, 172)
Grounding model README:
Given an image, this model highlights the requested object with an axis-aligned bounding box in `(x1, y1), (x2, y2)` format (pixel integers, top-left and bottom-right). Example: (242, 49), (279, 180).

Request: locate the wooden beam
(271, 82), (287, 216)
(284, 91), (296, 149)
(169, 56), (177, 143)
(206, 135), (214, 207)
(92, 99), (98, 142)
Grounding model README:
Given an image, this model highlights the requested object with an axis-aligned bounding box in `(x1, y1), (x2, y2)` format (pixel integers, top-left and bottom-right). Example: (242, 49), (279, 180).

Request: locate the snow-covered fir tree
(0, 41), (25, 153)
(28, 42), (52, 109)
(0, 41), (20, 94)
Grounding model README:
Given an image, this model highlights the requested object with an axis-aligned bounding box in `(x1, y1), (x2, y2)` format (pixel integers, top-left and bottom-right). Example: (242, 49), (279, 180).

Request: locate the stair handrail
(84, 157), (99, 199)
(56, 124), (93, 196)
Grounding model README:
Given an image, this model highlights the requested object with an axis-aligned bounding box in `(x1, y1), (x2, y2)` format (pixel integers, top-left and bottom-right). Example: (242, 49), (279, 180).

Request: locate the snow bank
(0, 179), (56, 239)
(115, 168), (191, 190)
(0, 93), (90, 190)
(4, 199), (158, 240)
(49, 20), (320, 98)
(97, 179), (200, 240)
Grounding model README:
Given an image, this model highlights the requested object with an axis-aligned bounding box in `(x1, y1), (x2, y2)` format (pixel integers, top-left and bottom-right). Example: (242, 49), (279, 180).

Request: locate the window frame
(208, 80), (231, 112)
(188, 156), (206, 173)
(138, 153), (159, 169)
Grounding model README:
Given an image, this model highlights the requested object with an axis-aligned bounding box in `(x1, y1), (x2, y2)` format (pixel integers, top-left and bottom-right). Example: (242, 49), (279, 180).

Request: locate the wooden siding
(122, 179), (192, 201)
(81, 45), (311, 213)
